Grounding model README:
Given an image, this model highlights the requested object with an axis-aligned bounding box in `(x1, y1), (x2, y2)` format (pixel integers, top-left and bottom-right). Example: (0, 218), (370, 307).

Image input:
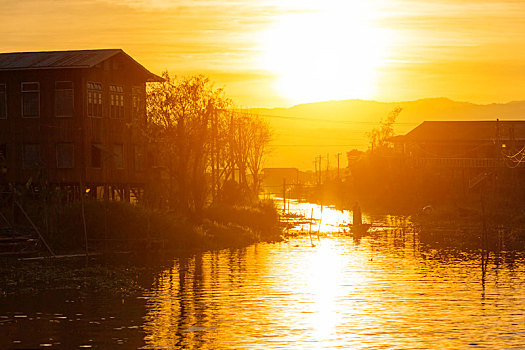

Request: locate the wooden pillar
(124, 185), (130, 202)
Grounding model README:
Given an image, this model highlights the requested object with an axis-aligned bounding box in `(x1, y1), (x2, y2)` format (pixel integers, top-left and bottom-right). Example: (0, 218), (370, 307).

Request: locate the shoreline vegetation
(1, 199), (282, 297)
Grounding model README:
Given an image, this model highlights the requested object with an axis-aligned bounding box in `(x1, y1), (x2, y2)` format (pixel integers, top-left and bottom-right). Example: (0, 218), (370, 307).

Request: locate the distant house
(262, 168), (311, 188)
(392, 120), (525, 169)
(0, 49), (162, 199)
(391, 120), (525, 192)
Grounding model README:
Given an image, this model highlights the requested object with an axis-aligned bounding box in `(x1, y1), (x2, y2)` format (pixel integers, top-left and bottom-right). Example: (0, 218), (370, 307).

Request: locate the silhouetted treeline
(145, 72), (271, 217)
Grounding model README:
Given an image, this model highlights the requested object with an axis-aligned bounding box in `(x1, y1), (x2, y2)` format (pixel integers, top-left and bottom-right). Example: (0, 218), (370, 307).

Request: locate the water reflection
(140, 199), (525, 348)
(2, 199), (525, 348)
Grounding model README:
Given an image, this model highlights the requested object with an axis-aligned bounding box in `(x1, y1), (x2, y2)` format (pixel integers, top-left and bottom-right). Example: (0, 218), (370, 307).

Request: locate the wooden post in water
(282, 178), (286, 215)
(308, 208), (314, 247)
(317, 204), (323, 241)
(480, 184), (489, 281)
(79, 181), (89, 264)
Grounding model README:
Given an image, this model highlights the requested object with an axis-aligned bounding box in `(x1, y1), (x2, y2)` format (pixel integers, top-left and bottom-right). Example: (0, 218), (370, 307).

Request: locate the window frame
(21, 82), (40, 118)
(109, 85), (124, 119)
(22, 143), (41, 168)
(131, 86), (144, 121)
(55, 81), (74, 118)
(87, 82), (103, 118)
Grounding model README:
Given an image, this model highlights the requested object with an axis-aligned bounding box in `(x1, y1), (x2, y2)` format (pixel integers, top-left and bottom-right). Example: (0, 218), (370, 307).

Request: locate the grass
(30, 199), (284, 254)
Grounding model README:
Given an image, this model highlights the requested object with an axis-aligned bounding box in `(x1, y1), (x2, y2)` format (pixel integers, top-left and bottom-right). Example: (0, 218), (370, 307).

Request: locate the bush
(54, 201), (205, 253)
(204, 200), (281, 241)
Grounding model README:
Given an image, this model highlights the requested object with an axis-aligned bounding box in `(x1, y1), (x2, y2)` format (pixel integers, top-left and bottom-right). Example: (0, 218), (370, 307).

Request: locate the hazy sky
(1, 0), (524, 107)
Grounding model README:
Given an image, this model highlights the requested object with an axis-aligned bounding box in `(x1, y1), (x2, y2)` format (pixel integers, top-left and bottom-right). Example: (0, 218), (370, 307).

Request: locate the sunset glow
(2, 0), (524, 107)
(259, 1), (392, 104)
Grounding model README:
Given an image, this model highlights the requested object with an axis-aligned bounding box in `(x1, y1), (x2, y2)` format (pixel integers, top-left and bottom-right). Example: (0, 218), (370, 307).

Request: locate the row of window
(0, 82), (143, 119)
(0, 143), (144, 171)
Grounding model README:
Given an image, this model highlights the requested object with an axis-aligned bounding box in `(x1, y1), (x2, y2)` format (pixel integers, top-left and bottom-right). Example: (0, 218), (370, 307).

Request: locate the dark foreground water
(2, 202), (525, 349)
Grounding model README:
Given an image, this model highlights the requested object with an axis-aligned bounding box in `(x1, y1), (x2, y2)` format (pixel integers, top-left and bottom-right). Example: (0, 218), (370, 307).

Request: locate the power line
(236, 110), (418, 126)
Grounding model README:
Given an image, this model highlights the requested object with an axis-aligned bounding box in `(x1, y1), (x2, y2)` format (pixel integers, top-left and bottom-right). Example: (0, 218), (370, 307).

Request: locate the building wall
(0, 68), (84, 184)
(80, 54), (148, 186)
(0, 53), (148, 186)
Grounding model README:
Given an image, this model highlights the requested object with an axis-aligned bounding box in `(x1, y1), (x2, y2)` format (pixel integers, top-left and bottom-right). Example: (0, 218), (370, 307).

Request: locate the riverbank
(31, 199), (282, 255)
(0, 199), (282, 297)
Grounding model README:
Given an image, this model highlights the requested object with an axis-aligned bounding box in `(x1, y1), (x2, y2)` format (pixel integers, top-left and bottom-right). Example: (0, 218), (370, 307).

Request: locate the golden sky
(1, 0), (524, 107)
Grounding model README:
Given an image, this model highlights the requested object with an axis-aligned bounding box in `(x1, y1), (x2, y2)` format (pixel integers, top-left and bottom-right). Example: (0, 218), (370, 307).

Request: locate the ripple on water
(2, 201), (525, 349)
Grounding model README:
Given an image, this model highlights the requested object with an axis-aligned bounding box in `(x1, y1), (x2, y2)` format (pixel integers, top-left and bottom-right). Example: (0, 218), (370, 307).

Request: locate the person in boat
(352, 202), (362, 226)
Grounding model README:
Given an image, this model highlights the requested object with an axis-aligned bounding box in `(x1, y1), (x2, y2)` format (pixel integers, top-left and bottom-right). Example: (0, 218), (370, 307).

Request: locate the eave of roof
(397, 120), (525, 142)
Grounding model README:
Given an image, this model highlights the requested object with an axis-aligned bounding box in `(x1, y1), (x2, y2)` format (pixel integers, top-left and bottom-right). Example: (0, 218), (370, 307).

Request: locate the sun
(259, 1), (391, 105)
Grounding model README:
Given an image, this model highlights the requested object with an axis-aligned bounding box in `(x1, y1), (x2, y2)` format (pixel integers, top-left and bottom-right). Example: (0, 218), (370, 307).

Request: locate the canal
(2, 200), (525, 348)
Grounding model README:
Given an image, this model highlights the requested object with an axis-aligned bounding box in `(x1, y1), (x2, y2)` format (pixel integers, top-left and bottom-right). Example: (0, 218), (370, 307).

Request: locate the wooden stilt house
(0, 49), (162, 200)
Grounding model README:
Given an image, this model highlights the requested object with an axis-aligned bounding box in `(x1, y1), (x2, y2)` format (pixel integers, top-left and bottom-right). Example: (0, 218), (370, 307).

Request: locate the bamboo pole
(79, 183), (89, 264)
(308, 208), (314, 247)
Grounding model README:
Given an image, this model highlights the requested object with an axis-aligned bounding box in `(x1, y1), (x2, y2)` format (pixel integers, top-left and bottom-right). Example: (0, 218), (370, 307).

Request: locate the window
(110, 85), (124, 119)
(134, 144), (144, 171)
(91, 144), (102, 168)
(131, 86), (143, 121)
(23, 144), (40, 168)
(113, 144), (124, 169)
(21, 82), (40, 118)
(55, 81), (73, 117)
(87, 82), (102, 117)
(0, 84), (6, 119)
(56, 143), (74, 169)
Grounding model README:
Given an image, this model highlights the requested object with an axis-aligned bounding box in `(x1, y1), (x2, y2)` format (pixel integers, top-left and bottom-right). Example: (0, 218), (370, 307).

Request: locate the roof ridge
(0, 48), (122, 55)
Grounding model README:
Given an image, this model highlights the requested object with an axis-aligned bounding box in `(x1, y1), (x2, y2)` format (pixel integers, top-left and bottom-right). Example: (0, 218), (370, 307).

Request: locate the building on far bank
(391, 120), (525, 195)
(0, 49), (162, 200)
(262, 168), (312, 189)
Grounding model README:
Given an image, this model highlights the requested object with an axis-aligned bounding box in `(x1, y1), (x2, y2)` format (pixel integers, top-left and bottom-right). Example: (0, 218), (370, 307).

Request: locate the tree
(147, 72), (232, 216)
(145, 72), (272, 214)
(368, 107), (402, 154)
(224, 111), (271, 203)
(246, 117), (271, 196)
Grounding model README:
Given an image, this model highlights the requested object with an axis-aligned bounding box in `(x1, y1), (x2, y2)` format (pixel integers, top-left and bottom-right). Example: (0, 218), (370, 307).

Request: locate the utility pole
(326, 153), (329, 181)
(314, 158), (317, 185)
(336, 153), (341, 180)
(318, 155), (322, 185)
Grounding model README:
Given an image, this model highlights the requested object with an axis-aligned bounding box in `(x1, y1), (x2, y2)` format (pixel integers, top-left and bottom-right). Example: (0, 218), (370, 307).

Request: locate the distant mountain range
(250, 98), (525, 170)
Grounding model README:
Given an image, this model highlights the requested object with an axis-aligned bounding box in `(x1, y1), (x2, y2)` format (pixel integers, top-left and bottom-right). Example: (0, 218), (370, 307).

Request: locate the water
(2, 200), (525, 349)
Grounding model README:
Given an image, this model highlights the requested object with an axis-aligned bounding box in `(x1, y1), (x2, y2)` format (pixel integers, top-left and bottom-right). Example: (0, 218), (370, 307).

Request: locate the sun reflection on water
(306, 242), (343, 341)
(280, 198), (370, 234)
(139, 200), (525, 349)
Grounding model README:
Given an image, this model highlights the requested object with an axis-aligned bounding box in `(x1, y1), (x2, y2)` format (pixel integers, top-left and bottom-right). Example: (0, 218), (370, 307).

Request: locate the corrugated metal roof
(401, 121), (525, 142)
(0, 49), (163, 82)
(0, 49), (122, 70)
